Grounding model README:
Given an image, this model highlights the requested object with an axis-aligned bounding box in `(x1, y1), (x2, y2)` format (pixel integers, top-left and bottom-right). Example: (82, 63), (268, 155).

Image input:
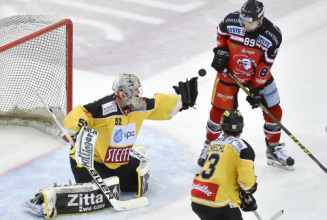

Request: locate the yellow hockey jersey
(191, 136), (256, 208)
(64, 93), (182, 169)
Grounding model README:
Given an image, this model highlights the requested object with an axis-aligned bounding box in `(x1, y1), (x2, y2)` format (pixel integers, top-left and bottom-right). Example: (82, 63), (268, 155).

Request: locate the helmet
(239, 0), (264, 23)
(112, 73), (143, 108)
(221, 110), (244, 132)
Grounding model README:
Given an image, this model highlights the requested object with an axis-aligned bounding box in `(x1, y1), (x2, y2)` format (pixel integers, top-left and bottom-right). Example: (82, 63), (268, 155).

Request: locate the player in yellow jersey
(65, 73), (197, 192)
(23, 73), (198, 218)
(191, 110), (257, 220)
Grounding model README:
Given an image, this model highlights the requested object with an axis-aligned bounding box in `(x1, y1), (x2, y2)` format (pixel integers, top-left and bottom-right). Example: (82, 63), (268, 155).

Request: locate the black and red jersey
(216, 10), (282, 88)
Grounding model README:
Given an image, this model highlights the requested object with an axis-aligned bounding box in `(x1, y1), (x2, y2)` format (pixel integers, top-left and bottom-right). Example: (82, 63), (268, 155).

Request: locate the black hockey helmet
(239, 0), (264, 23)
(221, 110), (244, 132)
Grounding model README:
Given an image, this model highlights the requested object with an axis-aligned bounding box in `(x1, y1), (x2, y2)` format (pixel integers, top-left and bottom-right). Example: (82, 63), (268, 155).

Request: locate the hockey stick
(35, 89), (149, 211)
(269, 210), (284, 220)
(253, 210), (284, 220)
(224, 69), (327, 174)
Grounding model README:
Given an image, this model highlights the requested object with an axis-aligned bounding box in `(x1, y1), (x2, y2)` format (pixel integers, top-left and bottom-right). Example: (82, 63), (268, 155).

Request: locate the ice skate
(197, 141), (210, 167)
(21, 193), (44, 217)
(266, 141), (294, 171)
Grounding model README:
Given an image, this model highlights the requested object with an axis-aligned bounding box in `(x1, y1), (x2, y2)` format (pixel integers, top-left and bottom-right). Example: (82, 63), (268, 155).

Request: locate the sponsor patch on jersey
(255, 78), (267, 84)
(191, 179), (219, 202)
(227, 25), (245, 36)
(265, 30), (279, 45)
(231, 139), (247, 153)
(102, 101), (117, 116)
(110, 123), (136, 146)
(265, 88), (278, 99)
(217, 93), (233, 101)
(241, 48), (255, 55)
(257, 35), (272, 48)
(226, 18), (239, 23)
(105, 145), (132, 163)
(230, 43), (237, 51)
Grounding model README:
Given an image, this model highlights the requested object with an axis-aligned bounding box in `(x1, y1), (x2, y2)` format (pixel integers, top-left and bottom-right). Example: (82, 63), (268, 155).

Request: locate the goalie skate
(21, 202), (43, 217)
(266, 142), (294, 171)
(21, 193), (46, 217)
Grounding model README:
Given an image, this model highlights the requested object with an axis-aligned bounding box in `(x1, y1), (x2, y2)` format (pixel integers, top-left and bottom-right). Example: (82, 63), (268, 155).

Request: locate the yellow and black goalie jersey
(191, 136), (256, 208)
(64, 93), (182, 169)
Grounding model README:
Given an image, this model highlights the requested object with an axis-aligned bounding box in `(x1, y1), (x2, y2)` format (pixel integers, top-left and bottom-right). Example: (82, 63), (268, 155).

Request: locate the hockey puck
(198, 69), (206, 77)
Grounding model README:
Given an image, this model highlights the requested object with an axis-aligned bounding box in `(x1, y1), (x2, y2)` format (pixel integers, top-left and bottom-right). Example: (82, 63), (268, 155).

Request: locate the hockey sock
(206, 107), (224, 141)
(263, 105), (282, 143)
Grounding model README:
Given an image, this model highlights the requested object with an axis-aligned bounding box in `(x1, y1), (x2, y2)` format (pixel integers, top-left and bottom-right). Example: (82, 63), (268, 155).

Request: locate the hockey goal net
(0, 15), (73, 138)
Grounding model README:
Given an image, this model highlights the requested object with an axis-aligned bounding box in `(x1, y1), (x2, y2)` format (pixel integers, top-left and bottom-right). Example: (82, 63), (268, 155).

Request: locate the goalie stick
(253, 210), (284, 220)
(35, 89), (149, 211)
(224, 69), (327, 174)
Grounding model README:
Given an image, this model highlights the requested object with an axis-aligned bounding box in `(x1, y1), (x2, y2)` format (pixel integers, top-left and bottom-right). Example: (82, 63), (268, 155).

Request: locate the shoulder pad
(261, 18), (282, 47)
(232, 10), (240, 15)
(83, 93), (118, 118)
(229, 138), (248, 153)
(239, 139), (255, 161)
(224, 11), (241, 24)
(213, 137), (255, 161)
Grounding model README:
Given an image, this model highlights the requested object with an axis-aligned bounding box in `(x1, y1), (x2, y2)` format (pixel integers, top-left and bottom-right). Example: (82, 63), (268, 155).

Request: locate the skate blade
(267, 159), (294, 171)
(21, 203), (43, 216)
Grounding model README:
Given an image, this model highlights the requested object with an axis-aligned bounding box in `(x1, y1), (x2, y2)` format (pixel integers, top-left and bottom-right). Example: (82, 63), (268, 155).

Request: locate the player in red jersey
(198, 0), (294, 171)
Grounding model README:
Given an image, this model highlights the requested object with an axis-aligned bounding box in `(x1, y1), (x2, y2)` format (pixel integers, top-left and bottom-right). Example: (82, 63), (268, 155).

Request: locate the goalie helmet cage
(0, 15), (73, 138)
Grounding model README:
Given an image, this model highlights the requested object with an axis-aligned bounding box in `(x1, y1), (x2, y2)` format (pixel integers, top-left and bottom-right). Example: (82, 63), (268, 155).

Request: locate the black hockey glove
(173, 77), (198, 111)
(211, 47), (229, 73)
(246, 86), (264, 109)
(240, 191), (257, 212)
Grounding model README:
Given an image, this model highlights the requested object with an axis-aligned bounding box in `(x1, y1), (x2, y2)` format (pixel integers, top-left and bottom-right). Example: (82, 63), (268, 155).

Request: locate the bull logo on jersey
(237, 58), (254, 71)
(234, 54), (257, 76)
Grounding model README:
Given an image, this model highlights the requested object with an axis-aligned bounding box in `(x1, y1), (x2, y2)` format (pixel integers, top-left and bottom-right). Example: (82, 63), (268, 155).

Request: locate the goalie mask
(112, 73), (144, 109)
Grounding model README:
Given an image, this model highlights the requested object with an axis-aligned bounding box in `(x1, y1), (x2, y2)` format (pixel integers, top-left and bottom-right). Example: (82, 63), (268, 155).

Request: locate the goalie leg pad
(22, 177), (120, 218)
(130, 146), (151, 197)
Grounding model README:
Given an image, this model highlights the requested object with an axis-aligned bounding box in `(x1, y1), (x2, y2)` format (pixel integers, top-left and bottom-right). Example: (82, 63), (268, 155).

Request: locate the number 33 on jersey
(191, 136), (256, 208)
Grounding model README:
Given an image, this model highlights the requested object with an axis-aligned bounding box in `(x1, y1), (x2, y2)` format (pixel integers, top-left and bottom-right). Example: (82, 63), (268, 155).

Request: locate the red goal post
(0, 15), (73, 138)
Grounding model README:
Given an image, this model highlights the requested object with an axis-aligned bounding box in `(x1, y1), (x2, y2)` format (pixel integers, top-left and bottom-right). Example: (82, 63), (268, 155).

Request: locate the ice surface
(0, 0), (327, 219)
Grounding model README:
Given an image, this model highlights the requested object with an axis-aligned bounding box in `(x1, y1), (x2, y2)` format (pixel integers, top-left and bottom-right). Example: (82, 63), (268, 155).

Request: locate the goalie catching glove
(173, 77), (198, 111)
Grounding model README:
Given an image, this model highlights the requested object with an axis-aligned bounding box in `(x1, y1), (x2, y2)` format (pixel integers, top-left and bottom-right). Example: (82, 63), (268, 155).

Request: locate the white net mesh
(0, 15), (72, 137)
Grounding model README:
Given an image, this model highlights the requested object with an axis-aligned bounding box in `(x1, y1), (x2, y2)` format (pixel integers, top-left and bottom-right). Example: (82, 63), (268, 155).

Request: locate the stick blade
(114, 197), (149, 211)
(270, 210), (284, 220)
